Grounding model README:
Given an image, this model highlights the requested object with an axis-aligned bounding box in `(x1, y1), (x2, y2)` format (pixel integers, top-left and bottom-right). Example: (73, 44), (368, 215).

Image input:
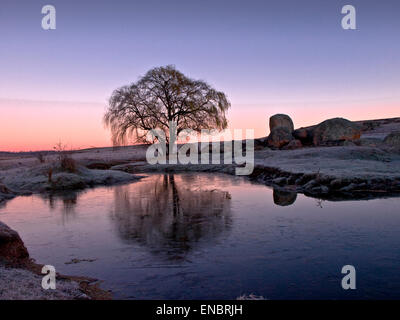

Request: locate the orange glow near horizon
(0, 99), (110, 152)
(1, 99), (399, 152)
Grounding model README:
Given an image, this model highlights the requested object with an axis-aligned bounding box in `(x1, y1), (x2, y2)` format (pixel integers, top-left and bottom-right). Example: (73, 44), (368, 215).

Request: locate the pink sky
(1, 1), (400, 152)
(1, 98), (399, 152)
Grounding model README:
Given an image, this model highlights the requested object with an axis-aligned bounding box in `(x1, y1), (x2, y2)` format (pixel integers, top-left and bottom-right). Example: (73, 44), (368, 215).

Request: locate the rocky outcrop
(267, 114), (362, 149)
(260, 115), (397, 150)
(267, 127), (293, 149)
(292, 127), (315, 146)
(269, 114), (294, 132)
(312, 118), (361, 146)
(292, 118), (366, 147)
(384, 132), (400, 147)
(0, 222), (29, 267)
(267, 114), (295, 149)
(250, 161), (400, 201)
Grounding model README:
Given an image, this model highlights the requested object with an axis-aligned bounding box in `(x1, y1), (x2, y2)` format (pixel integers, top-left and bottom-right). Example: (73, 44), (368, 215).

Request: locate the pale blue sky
(1, 0), (399, 104)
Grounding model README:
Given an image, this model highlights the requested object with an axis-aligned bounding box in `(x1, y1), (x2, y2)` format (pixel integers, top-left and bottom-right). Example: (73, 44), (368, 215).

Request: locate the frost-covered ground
(1, 127), (400, 203)
(0, 265), (86, 300)
(254, 145), (400, 179)
(0, 118), (400, 299)
(1, 164), (142, 193)
(0, 146), (146, 203)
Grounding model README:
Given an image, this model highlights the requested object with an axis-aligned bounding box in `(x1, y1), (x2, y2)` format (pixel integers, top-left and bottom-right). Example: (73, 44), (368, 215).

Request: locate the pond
(1, 173), (400, 299)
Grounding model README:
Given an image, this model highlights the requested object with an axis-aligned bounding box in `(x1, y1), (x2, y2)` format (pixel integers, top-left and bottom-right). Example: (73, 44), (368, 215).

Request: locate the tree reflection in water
(40, 191), (81, 223)
(109, 174), (232, 259)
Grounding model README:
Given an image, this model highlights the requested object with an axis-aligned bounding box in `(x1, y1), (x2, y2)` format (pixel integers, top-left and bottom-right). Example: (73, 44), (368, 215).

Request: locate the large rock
(292, 128), (308, 140)
(267, 127), (293, 149)
(312, 118), (361, 146)
(0, 222), (29, 266)
(269, 114), (294, 132)
(292, 126), (315, 146)
(384, 132), (400, 147)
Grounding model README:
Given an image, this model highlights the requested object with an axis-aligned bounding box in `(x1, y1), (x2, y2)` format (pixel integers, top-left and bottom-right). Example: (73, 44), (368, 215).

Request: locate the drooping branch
(104, 65), (230, 145)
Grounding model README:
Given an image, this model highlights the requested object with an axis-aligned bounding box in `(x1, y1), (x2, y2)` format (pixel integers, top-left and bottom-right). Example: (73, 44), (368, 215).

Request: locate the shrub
(53, 142), (77, 173)
(60, 156), (76, 173)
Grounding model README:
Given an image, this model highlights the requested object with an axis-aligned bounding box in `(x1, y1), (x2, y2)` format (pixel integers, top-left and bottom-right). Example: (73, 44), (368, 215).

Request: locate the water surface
(1, 173), (400, 299)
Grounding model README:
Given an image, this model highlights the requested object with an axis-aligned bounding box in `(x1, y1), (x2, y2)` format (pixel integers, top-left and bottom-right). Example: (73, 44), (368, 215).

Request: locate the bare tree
(104, 65), (230, 145)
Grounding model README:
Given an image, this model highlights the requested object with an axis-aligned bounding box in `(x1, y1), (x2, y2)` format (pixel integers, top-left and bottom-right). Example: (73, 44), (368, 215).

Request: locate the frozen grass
(253, 145), (400, 179)
(0, 265), (86, 300)
(0, 162), (142, 194)
(1, 139), (400, 197)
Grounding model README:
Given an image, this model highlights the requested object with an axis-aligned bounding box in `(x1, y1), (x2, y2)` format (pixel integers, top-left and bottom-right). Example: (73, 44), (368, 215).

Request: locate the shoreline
(1, 117), (400, 299)
(2, 143), (400, 204)
(0, 221), (111, 300)
(1, 153), (399, 299)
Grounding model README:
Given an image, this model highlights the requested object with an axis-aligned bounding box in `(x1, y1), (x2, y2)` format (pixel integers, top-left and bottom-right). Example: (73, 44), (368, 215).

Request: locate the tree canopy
(104, 65), (230, 145)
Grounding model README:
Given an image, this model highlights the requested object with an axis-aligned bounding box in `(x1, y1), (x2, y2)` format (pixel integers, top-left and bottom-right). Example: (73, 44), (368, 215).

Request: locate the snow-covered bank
(251, 145), (400, 200)
(105, 144), (400, 200)
(1, 164), (142, 193)
(0, 266), (84, 300)
(2, 140), (400, 203)
(0, 163), (143, 205)
(1, 117), (399, 300)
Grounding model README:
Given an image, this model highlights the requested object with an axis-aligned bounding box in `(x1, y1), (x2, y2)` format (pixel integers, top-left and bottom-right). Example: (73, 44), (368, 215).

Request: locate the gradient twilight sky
(0, 0), (399, 151)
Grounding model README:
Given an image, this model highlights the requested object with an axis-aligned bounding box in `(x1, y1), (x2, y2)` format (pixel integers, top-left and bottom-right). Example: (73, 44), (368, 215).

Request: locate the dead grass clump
(53, 142), (77, 173)
(60, 156), (77, 173)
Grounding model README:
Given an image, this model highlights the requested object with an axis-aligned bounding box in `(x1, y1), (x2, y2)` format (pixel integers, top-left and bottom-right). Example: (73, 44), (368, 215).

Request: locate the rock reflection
(273, 189), (297, 206)
(109, 174), (232, 258)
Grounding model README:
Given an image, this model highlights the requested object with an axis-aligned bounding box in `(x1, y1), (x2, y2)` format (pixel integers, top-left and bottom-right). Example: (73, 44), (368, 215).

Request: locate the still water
(1, 173), (400, 299)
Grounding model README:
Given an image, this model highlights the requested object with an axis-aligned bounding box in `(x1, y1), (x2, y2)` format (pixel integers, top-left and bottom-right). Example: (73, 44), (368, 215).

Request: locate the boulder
(292, 127), (315, 145)
(340, 183), (358, 192)
(310, 185), (329, 194)
(384, 132), (400, 147)
(272, 177), (287, 186)
(269, 114), (294, 132)
(304, 179), (317, 189)
(312, 118), (361, 146)
(292, 128), (308, 140)
(267, 127), (293, 149)
(0, 222), (29, 266)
